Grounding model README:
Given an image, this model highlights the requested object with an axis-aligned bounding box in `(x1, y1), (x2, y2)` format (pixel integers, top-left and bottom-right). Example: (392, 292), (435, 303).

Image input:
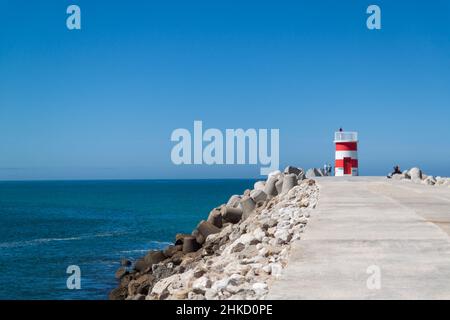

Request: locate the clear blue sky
(1, 0), (449, 180)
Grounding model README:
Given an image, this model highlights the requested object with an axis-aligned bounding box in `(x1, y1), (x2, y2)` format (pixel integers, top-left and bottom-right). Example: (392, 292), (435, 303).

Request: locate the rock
(231, 242), (245, 253)
(221, 206), (243, 223)
(193, 268), (206, 278)
(134, 258), (150, 272)
(163, 245), (183, 257)
(129, 274), (156, 296)
(275, 177), (284, 194)
(112, 164), (320, 301)
(182, 236), (200, 253)
(423, 176), (437, 185)
(284, 166), (303, 176)
(392, 173), (406, 180)
(250, 189), (267, 204)
(197, 220), (221, 238)
(207, 208), (223, 228)
(252, 228), (266, 242)
(263, 176), (278, 198)
(192, 276), (211, 294)
(120, 274), (133, 288)
(188, 291), (206, 300)
(270, 263), (283, 277)
(204, 288), (217, 300)
(152, 263), (175, 279)
(228, 273), (245, 286)
(132, 294), (146, 300)
(192, 229), (205, 245)
(240, 196), (256, 220)
(109, 286), (127, 300)
(236, 233), (258, 246)
(170, 251), (185, 265)
(144, 250), (166, 267)
(281, 174), (297, 194)
(175, 233), (191, 245)
(274, 229), (292, 244)
(115, 267), (128, 280)
(227, 195), (242, 208)
(408, 167), (422, 180)
(268, 170), (282, 178)
(150, 274), (180, 299)
(120, 259), (131, 267)
(305, 168), (322, 178)
(252, 282), (268, 295)
(253, 181), (266, 191)
(211, 278), (229, 292)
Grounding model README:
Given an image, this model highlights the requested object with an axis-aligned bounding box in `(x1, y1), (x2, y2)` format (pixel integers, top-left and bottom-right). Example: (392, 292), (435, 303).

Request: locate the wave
(0, 231), (127, 249)
(119, 241), (172, 254)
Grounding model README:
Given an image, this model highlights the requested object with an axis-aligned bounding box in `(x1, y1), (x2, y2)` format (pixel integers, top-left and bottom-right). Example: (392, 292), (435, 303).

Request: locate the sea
(0, 179), (255, 300)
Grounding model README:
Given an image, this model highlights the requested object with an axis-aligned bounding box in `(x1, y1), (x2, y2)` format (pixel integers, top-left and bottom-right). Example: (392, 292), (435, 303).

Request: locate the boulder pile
(389, 167), (450, 187)
(109, 165), (319, 300)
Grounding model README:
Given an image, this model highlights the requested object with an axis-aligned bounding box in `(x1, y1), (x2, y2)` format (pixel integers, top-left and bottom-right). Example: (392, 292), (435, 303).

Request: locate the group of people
(387, 165), (402, 178)
(323, 163), (332, 176)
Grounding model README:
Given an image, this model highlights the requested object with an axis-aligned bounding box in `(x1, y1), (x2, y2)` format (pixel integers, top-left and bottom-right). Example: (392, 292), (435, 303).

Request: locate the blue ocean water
(0, 179), (255, 300)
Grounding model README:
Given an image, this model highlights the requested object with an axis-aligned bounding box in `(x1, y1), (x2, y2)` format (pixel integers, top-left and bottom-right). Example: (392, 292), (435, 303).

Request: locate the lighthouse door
(343, 157), (352, 175)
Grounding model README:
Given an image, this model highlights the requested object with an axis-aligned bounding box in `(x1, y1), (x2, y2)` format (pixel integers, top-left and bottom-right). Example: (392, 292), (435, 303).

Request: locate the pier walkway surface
(268, 177), (450, 299)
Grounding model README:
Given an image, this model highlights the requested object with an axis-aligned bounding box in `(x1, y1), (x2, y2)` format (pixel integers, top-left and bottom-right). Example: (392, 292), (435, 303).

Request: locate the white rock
(253, 181), (266, 191)
(192, 276), (211, 293)
(211, 277), (229, 291)
(150, 274), (180, 296)
(228, 273), (245, 286)
(274, 229), (291, 244)
(268, 170), (282, 179)
(262, 265), (271, 273)
(423, 176), (436, 185)
(252, 282), (268, 295)
(270, 263), (283, 277)
(253, 228), (266, 242)
(227, 195), (242, 208)
(408, 167), (422, 180)
(236, 233), (257, 246)
(258, 247), (269, 257)
(204, 289), (217, 300)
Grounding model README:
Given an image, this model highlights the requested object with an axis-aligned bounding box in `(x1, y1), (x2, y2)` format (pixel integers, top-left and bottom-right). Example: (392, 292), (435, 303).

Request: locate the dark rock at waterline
(121, 258), (132, 267)
(182, 236), (200, 253)
(109, 286), (128, 300)
(197, 220), (221, 238)
(144, 250), (166, 266)
(128, 274), (156, 296)
(175, 233), (192, 245)
(134, 258), (150, 272)
(115, 267), (129, 280)
(163, 244), (182, 257)
(170, 251), (185, 265)
(120, 274), (133, 288)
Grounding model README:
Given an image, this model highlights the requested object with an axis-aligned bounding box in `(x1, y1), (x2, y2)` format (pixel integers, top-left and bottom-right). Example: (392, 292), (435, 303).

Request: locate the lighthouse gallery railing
(334, 132), (358, 142)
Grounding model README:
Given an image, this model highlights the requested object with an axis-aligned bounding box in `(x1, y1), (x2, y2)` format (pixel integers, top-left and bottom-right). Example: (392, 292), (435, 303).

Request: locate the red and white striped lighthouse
(334, 131), (358, 176)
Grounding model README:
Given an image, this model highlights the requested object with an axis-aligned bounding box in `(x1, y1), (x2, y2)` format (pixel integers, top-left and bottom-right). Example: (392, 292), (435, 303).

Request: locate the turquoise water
(0, 179), (255, 300)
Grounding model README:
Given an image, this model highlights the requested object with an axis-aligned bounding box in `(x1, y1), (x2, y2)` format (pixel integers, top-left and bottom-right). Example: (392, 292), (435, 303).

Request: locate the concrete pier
(268, 177), (450, 299)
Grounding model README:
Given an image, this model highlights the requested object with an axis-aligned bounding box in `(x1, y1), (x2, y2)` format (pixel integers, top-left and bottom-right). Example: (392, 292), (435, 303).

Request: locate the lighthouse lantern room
(334, 131), (358, 176)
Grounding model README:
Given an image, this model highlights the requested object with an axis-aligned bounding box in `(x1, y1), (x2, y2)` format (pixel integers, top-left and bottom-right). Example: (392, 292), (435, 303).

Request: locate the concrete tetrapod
(221, 206), (243, 224)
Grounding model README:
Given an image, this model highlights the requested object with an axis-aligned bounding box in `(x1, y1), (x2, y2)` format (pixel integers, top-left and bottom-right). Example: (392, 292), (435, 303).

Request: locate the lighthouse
(334, 131), (358, 176)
